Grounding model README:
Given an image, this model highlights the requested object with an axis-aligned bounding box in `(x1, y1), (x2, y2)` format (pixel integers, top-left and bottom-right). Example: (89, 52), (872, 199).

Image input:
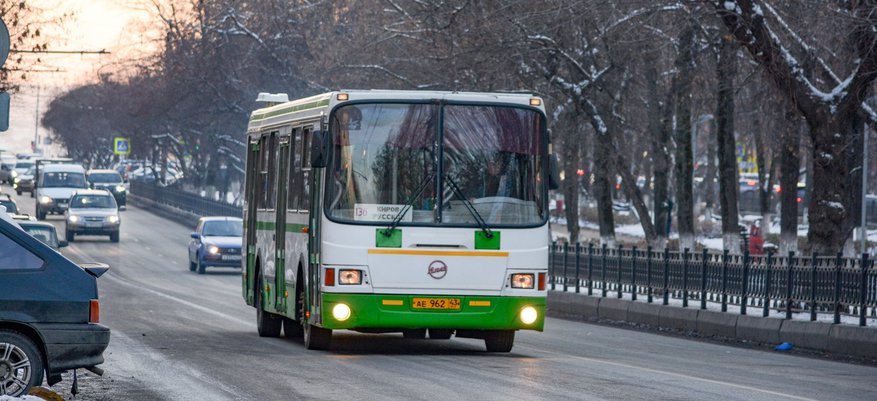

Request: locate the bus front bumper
(319, 293), (545, 331)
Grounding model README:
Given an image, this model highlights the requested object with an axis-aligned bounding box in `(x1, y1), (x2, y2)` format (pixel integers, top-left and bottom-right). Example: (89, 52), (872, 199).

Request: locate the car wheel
(197, 259), (206, 274)
(15, 190), (21, 195)
(189, 261), (196, 272)
(403, 329), (427, 339)
(110, 232), (120, 243)
(66, 230), (75, 242)
(428, 329), (453, 340)
(256, 273), (282, 337)
(0, 330), (45, 397)
(484, 330), (515, 352)
(36, 209), (45, 221)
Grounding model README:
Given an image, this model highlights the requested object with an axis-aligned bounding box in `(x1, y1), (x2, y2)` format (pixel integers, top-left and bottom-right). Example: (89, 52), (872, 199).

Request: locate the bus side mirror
(548, 154), (560, 190)
(310, 131), (328, 168)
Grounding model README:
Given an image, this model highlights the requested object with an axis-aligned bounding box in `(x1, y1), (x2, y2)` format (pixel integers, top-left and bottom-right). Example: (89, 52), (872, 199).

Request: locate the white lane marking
(517, 344), (818, 401)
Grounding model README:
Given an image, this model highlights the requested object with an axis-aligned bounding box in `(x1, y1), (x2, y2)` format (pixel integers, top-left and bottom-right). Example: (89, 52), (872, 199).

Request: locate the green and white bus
(242, 90), (554, 351)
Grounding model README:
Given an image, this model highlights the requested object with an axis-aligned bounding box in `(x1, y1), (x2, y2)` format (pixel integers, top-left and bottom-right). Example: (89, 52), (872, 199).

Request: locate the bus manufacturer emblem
(427, 260), (447, 279)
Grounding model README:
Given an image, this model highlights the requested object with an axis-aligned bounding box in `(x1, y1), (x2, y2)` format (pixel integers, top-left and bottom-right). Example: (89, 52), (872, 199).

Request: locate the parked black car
(0, 215), (110, 396)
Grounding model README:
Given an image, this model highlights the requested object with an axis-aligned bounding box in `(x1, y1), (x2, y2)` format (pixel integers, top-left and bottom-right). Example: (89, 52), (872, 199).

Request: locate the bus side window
(258, 134), (270, 209)
(288, 128), (301, 211)
(267, 133), (278, 210)
(301, 127), (312, 210)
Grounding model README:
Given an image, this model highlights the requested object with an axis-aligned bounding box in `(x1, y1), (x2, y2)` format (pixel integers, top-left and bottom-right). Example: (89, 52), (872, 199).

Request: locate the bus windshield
(327, 102), (545, 227)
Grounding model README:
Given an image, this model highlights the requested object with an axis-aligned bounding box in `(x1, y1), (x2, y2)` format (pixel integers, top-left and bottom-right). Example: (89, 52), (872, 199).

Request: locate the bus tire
(484, 330), (515, 352)
(256, 273), (282, 337)
(303, 323), (331, 350)
(402, 329), (427, 339)
(428, 329), (453, 340)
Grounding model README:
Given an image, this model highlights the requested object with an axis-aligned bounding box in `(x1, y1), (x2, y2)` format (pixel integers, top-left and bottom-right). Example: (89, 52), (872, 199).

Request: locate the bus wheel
(428, 329), (453, 340)
(484, 330), (515, 352)
(402, 329), (427, 339)
(303, 323), (331, 350)
(256, 274), (282, 337)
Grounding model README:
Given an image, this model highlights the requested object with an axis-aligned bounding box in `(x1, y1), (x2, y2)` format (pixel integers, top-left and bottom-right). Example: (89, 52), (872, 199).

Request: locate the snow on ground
(556, 287), (873, 327)
(0, 396), (45, 401)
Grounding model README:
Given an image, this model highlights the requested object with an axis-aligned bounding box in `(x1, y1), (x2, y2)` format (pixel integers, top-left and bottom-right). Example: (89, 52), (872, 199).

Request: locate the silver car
(65, 189), (121, 242)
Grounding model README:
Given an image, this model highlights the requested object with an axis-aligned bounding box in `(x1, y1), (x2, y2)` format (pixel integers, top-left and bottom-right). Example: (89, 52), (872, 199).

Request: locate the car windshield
(21, 225), (58, 247)
(89, 172), (123, 183)
(70, 194), (116, 209)
(327, 102), (546, 226)
(0, 200), (17, 214)
(41, 172), (87, 188)
(15, 162), (33, 170)
(202, 220), (242, 237)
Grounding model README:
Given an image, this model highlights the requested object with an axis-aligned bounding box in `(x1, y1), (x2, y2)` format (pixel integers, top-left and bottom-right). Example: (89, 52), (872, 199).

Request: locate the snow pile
(0, 396), (47, 401)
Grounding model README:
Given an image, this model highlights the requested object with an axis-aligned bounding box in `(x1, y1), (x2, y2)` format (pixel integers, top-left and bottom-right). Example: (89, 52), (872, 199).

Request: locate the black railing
(549, 243), (877, 326)
(129, 182), (241, 218)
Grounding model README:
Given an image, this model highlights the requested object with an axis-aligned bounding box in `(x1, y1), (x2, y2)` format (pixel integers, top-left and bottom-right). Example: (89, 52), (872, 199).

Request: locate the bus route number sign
(354, 203), (412, 222)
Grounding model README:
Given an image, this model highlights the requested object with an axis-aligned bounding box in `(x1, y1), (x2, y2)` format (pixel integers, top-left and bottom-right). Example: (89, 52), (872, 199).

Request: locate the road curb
(696, 310), (738, 338)
(546, 291), (876, 360)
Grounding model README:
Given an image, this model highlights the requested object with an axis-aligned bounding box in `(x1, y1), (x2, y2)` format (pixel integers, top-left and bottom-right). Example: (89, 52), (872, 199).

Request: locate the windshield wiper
(445, 174), (493, 239)
(381, 174), (434, 237)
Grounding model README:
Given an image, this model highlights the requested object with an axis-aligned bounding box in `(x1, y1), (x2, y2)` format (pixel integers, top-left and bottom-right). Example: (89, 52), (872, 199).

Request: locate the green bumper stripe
(319, 293), (545, 331)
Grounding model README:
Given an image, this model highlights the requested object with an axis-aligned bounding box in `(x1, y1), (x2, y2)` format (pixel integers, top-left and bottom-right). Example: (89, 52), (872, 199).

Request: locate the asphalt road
(6, 188), (877, 401)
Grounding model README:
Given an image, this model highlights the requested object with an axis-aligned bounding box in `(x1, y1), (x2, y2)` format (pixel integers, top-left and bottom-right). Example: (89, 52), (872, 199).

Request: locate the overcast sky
(2, 0), (158, 156)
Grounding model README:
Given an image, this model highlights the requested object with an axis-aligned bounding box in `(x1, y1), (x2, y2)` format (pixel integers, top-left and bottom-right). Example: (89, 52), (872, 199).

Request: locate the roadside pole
(863, 122), (869, 253)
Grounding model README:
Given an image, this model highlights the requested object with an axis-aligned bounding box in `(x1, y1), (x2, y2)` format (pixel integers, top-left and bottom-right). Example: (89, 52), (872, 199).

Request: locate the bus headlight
(511, 273), (535, 289)
(520, 306), (538, 325)
(39, 196), (53, 205)
(338, 269), (362, 285)
(332, 303), (351, 321)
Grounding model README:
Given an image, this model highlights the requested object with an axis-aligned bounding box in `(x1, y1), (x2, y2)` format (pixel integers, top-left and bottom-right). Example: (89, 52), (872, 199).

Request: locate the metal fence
(549, 243), (877, 326)
(129, 182), (241, 218)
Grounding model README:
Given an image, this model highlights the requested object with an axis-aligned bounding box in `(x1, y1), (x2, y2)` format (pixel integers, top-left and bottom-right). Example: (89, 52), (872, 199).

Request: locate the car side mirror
(58, 240), (68, 248)
(548, 154), (560, 191)
(190, 232), (200, 240)
(310, 130), (327, 168)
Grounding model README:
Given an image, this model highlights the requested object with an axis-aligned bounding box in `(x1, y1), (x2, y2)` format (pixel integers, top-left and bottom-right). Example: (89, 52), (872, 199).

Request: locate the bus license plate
(412, 298), (461, 310)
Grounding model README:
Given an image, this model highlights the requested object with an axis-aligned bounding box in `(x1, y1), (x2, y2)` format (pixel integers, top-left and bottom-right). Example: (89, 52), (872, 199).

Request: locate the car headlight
(68, 215), (79, 223)
(107, 215), (119, 224)
(511, 273), (535, 289)
(338, 269), (362, 285)
(115, 185), (126, 192)
(10, 171), (17, 178)
(39, 196), (53, 205)
(208, 245), (220, 254)
(13, 177), (19, 183)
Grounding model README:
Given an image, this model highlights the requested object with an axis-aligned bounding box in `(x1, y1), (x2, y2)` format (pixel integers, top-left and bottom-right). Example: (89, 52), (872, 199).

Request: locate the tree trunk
(779, 108), (800, 255)
(674, 24), (696, 251)
(716, 34), (740, 253)
(647, 50), (671, 250)
(594, 128), (616, 246)
(753, 112), (775, 237)
(560, 126), (582, 243)
(807, 109), (858, 254)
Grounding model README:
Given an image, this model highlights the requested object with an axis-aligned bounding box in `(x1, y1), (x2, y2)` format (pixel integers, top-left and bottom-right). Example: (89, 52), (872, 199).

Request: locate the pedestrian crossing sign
(114, 137), (131, 155)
